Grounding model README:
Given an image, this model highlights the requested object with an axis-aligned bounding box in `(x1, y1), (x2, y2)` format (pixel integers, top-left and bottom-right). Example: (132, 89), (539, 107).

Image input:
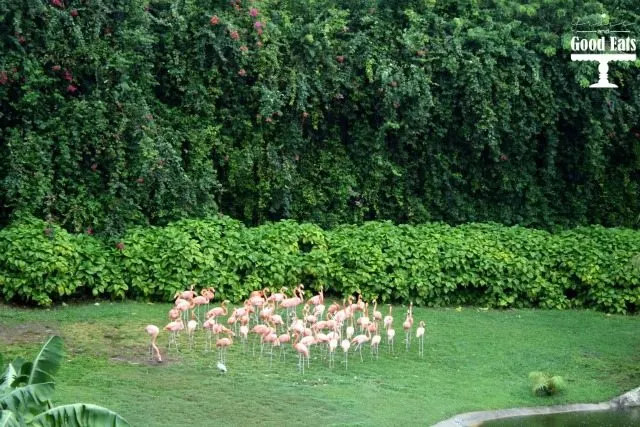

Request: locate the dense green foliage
(0, 336), (130, 426)
(0, 217), (638, 313)
(1, 0), (639, 235)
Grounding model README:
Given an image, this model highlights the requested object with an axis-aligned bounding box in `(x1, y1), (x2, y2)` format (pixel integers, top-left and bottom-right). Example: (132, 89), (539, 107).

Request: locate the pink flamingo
(277, 333), (291, 360)
(187, 313), (198, 349)
(292, 333), (309, 374)
(145, 325), (162, 362)
(351, 329), (371, 362)
(308, 286), (324, 305)
(403, 303), (413, 351)
(383, 305), (394, 329)
(372, 299), (382, 322)
(328, 334), (338, 368)
(164, 319), (184, 351)
(371, 323), (381, 360)
(206, 300), (229, 321)
(280, 284), (304, 316)
(387, 323), (396, 353)
(215, 333), (233, 364)
(340, 337), (351, 370)
(416, 320), (425, 357)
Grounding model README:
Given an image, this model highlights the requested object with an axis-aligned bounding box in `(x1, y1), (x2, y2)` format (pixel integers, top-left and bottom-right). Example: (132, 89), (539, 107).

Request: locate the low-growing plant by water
(529, 371), (566, 397)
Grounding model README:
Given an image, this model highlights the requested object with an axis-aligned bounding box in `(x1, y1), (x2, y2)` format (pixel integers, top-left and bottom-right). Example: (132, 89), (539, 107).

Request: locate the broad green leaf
(0, 410), (21, 427)
(28, 337), (63, 385)
(31, 404), (130, 427)
(0, 383), (54, 413)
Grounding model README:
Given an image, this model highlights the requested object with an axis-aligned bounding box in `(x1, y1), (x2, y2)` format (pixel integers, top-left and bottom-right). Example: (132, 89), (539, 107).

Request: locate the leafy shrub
(0, 218), (638, 313)
(0, 336), (129, 426)
(529, 371), (566, 396)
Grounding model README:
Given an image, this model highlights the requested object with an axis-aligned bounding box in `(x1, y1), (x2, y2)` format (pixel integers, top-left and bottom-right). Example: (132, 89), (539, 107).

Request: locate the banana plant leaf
(0, 410), (21, 427)
(0, 383), (55, 414)
(30, 404), (130, 427)
(27, 337), (63, 385)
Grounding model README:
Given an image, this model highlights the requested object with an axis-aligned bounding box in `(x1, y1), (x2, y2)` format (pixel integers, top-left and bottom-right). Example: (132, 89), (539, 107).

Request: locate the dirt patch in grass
(0, 322), (58, 346)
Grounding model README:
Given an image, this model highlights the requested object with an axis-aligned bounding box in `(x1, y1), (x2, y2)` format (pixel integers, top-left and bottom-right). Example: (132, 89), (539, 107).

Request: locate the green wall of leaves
(1, 217), (638, 313)
(1, 0), (639, 235)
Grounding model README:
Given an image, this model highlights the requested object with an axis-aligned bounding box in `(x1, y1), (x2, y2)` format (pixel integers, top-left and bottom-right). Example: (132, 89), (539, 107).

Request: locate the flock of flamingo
(144, 285), (426, 373)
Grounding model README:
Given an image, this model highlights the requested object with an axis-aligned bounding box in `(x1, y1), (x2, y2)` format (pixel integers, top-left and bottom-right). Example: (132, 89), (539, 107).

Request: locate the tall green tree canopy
(1, 0), (639, 236)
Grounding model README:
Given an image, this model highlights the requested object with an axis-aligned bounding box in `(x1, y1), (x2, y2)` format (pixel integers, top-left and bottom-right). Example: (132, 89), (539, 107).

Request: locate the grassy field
(1, 301), (638, 426)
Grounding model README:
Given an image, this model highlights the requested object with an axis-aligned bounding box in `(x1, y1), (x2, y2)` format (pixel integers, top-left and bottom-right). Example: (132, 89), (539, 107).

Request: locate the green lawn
(1, 302), (638, 426)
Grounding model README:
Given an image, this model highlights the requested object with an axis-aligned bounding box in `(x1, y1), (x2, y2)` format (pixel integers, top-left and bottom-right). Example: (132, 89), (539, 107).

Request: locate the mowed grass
(1, 301), (639, 426)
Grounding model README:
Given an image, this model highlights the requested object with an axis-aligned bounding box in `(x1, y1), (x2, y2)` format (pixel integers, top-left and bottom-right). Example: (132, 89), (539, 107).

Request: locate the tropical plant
(528, 371), (566, 396)
(0, 336), (129, 426)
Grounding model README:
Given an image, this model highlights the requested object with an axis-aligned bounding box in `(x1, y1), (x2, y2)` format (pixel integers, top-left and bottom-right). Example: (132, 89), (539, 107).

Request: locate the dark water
(481, 408), (640, 427)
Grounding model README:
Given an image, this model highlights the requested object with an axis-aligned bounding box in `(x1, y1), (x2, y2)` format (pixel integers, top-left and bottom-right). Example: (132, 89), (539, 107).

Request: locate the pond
(481, 407), (640, 427)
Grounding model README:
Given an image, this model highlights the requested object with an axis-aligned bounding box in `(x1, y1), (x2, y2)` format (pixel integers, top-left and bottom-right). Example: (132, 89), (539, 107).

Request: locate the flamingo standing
(187, 313), (198, 349)
(370, 322), (381, 360)
(403, 303), (413, 351)
(328, 333), (338, 368)
(308, 286), (324, 305)
(292, 333), (309, 374)
(206, 300), (229, 322)
(145, 325), (162, 362)
(351, 329), (371, 362)
(280, 284), (304, 317)
(372, 299), (382, 322)
(164, 319), (184, 351)
(387, 323), (396, 353)
(416, 320), (426, 357)
(215, 333), (233, 364)
(383, 304), (394, 329)
(340, 337), (351, 370)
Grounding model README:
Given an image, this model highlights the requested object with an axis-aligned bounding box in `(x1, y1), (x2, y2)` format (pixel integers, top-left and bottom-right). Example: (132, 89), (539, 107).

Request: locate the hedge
(0, 217), (638, 313)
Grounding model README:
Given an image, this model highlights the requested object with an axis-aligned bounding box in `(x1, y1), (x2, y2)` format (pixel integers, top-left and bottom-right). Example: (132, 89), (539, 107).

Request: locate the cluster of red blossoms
(51, 66), (78, 93)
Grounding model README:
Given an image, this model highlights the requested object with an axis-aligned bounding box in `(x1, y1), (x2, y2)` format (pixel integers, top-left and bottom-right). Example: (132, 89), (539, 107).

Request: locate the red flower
(240, 45), (249, 52)
(238, 69), (246, 76)
(210, 15), (220, 25)
(66, 84), (78, 93)
(256, 28), (263, 35)
(51, 0), (64, 8)
(52, 65), (61, 71)
(0, 71), (7, 85)
(336, 55), (345, 63)
(249, 7), (258, 17)
(90, 163), (98, 171)
(18, 36), (26, 45)
(230, 30), (240, 40)
(116, 242), (125, 251)
(254, 21), (262, 29)
(86, 227), (94, 235)
(63, 70), (73, 81)
(70, 9), (78, 17)
(500, 154), (509, 161)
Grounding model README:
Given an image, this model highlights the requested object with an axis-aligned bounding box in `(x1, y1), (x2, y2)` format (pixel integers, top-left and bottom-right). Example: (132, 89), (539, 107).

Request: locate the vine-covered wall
(1, 0), (639, 236)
